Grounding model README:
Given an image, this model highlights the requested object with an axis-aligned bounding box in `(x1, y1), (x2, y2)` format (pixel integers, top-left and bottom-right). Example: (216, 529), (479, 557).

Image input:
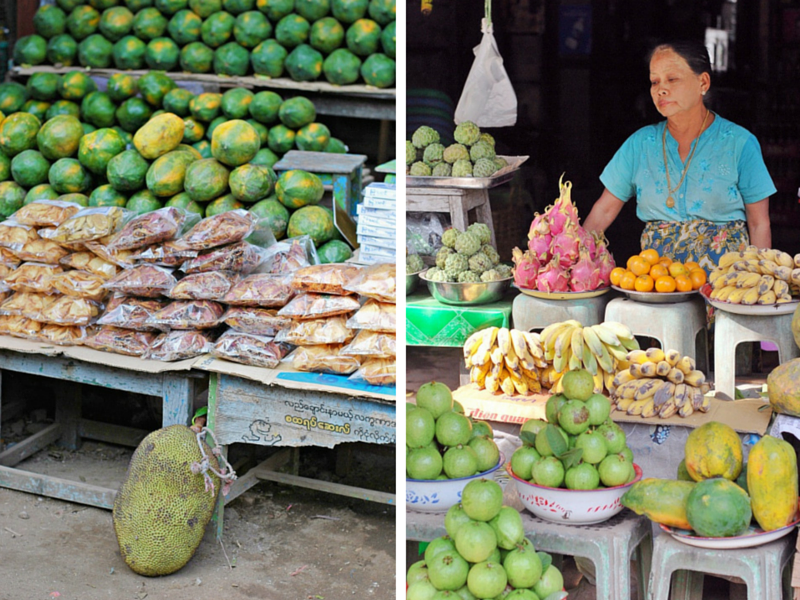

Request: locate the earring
(701, 90), (707, 96)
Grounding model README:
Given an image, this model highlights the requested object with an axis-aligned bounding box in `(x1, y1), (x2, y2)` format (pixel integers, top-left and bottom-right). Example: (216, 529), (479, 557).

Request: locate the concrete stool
(648, 531), (795, 600)
(604, 296), (708, 369)
(713, 310), (800, 400)
(512, 292), (613, 332)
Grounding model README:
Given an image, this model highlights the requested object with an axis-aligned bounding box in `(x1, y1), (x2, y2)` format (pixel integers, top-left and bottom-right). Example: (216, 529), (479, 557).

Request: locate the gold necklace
(662, 109), (710, 208)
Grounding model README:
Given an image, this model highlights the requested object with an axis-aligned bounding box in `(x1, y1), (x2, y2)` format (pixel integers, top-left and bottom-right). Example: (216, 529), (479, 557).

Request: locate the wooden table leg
(473, 189), (497, 247)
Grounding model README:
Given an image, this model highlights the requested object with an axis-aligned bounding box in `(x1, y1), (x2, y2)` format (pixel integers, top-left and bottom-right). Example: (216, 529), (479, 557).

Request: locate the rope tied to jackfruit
(191, 427), (237, 497)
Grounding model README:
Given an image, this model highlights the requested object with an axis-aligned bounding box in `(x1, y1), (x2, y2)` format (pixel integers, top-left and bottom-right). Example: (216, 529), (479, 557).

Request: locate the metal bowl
(406, 271), (421, 295)
(420, 269), (512, 305)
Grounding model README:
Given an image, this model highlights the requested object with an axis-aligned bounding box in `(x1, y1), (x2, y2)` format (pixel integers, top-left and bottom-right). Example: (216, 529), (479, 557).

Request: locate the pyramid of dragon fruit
(512, 176), (616, 293)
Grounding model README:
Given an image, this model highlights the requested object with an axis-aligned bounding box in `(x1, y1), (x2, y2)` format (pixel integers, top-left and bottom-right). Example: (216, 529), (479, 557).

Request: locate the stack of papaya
(14, 0), (395, 88)
(622, 421), (799, 537)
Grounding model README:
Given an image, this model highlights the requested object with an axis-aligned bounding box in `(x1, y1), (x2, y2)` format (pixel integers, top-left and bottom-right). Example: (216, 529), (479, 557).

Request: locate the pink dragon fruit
(528, 211), (549, 238)
(543, 175), (580, 235)
(512, 247), (540, 289)
(570, 246), (601, 292)
(551, 224), (580, 268)
(577, 226), (597, 259)
(528, 232), (552, 262)
(537, 254), (570, 293)
(596, 248), (616, 286)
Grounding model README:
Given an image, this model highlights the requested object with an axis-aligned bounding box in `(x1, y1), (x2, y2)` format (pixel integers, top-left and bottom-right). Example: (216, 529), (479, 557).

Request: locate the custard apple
(443, 143), (469, 164)
(470, 141), (496, 162)
(442, 267), (461, 282)
(409, 161), (432, 176)
(493, 156), (508, 171)
(496, 264), (513, 278)
(405, 141), (416, 165)
(454, 121), (481, 146)
(458, 270), (481, 283)
(426, 267), (447, 282)
(444, 252), (469, 274)
(481, 244), (501, 266)
(441, 228), (459, 249)
(467, 223), (491, 245)
(480, 269), (502, 282)
(411, 126), (440, 149)
(480, 132), (495, 146)
(452, 159), (473, 178)
(423, 143), (444, 166)
(468, 251), (492, 273)
(435, 245), (454, 268)
(454, 231), (480, 257)
(432, 163), (452, 177)
(473, 158), (498, 178)
(406, 254), (424, 274)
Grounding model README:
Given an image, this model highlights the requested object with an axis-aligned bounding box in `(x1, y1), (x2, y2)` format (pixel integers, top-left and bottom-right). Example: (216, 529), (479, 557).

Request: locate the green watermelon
(296, 123), (331, 152)
(180, 41), (215, 73)
(34, 5), (68, 38)
(250, 39), (287, 77)
(0, 113), (41, 157)
(90, 183), (129, 207)
(106, 73), (138, 103)
(49, 158), (93, 193)
(361, 53), (394, 88)
(47, 34), (79, 66)
(285, 44), (324, 81)
(233, 11), (272, 48)
(127, 189), (164, 213)
(278, 96), (317, 129)
(267, 125), (295, 154)
(286, 204), (335, 245)
(78, 127), (127, 175)
(250, 196), (289, 239)
(107, 148), (150, 192)
(133, 7), (168, 40)
(275, 169), (324, 209)
(0, 182), (27, 217)
(146, 37), (181, 71)
(229, 163), (273, 202)
(67, 5), (101, 40)
(113, 35), (147, 69)
(309, 17), (344, 54)
(249, 91), (283, 124)
(116, 97), (153, 133)
(214, 42), (250, 76)
(317, 239), (352, 263)
(11, 150), (51, 188)
(14, 35), (48, 66)
(81, 91), (117, 128)
(168, 9), (203, 45)
(201, 11), (235, 48)
(99, 6), (135, 41)
(323, 48), (361, 85)
(275, 14), (310, 48)
(184, 158), (230, 202)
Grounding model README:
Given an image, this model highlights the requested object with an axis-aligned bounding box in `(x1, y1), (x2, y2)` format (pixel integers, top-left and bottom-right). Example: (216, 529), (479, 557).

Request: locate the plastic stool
(648, 531), (795, 600)
(512, 293), (613, 332)
(713, 310), (800, 400)
(604, 296), (708, 368)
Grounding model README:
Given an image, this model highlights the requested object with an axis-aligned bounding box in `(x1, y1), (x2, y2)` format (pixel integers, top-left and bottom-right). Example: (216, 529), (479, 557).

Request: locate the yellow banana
(485, 372), (500, 393)
(552, 375), (564, 395)
(666, 367), (685, 385)
(691, 385), (710, 411)
(619, 336), (640, 351)
(727, 287), (747, 303)
(605, 343), (628, 363)
(741, 287), (760, 305)
(645, 347), (666, 363)
(776, 251), (794, 269)
(759, 259), (779, 276)
(472, 328), (498, 366)
(684, 370), (706, 387)
(554, 325), (576, 358)
(641, 399), (658, 418)
(553, 345), (571, 373)
(653, 381), (676, 408)
(590, 323), (621, 347)
(471, 347), (491, 368)
(501, 375), (516, 396)
(721, 271), (741, 287)
(628, 363), (647, 379)
(540, 322), (568, 352)
(598, 321), (635, 343)
(595, 343), (615, 374)
(491, 346), (504, 365)
(656, 360), (671, 377)
(615, 380), (641, 400)
(627, 398), (651, 416)
(777, 293), (794, 304)
(569, 349), (583, 371)
(496, 327), (511, 355)
(676, 356), (696, 375)
(463, 329), (488, 362)
(504, 344), (520, 372)
(523, 332), (547, 368)
(510, 328), (528, 357)
(603, 370), (616, 394)
(659, 399), (679, 419)
(582, 343), (599, 376)
(679, 402), (694, 418)
(525, 375), (542, 394)
(730, 261), (750, 272)
(757, 275), (775, 295)
(571, 327), (585, 363)
(474, 362), (490, 387)
(757, 290), (777, 305)
(582, 326), (605, 358)
(633, 378), (666, 400)
(713, 285), (737, 302)
(773, 280), (790, 297)
(709, 269), (727, 285)
(616, 397), (635, 412)
(613, 369), (635, 387)
(673, 383), (690, 408)
(639, 361), (658, 378)
(774, 266), (792, 282)
(592, 370), (604, 394)
(665, 349), (681, 367)
(626, 349), (649, 364)
(744, 259), (763, 273)
(759, 248), (778, 263)
(718, 252), (740, 268)
(735, 272), (761, 288)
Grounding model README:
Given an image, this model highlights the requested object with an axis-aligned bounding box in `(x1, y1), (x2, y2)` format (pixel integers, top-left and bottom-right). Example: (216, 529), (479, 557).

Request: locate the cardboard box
(361, 243), (395, 258)
(357, 204), (397, 222)
(363, 182), (397, 200)
(362, 195), (396, 210)
(357, 234), (395, 249)
(356, 220), (395, 239)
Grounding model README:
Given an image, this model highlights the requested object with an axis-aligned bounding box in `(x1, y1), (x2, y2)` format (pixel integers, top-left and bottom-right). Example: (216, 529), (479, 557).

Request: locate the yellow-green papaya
(684, 421), (742, 481)
(747, 435), (798, 531)
(133, 112), (184, 159)
(621, 478), (695, 529)
(768, 358), (800, 417)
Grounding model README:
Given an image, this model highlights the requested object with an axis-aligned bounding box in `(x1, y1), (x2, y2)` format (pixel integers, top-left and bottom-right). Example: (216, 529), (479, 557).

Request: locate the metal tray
(406, 155), (529, 189)
(611, 285), (698, 304)
(515, 285), (611, 301)
(699, 284), (800, 316)
(420, 270), (512, 305)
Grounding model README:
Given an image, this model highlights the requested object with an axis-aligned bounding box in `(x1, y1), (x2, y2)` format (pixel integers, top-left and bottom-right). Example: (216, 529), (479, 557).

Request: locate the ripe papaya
(684, 421), (742, 482)
(134, 113), (185, 160)
(621, 478), (694, 530)
(768, 358), (800, 417)
(747, 435), (798, 531)
(686, 477), (751, 537)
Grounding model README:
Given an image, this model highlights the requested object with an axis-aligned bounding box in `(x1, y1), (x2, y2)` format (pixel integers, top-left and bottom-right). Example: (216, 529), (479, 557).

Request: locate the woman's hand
(745, 198), (771, 249)
(583, 189), (626, 234)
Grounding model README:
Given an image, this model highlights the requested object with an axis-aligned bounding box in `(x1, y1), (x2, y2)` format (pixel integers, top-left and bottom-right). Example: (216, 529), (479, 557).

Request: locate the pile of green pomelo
(407, 477), (568, 600)
(407, 381), (501, 480)
(511, 369), (637, 490)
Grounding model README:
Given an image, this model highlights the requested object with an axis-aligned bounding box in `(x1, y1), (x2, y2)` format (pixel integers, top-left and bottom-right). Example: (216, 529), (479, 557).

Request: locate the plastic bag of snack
(0, 290), (8, 305)
(0, 221), (40, 251)
(47, 206), (129, 245)
(59, 251), (118, 279)
(40, 295), (103, 326)
(221, 306), (292, 336)
(171, 209), (258, 251)
(222, 273), (294, 307)
(14, 239), (71, 265)
(0, 292), (57, 320)
(5, 262), (63, 294)
(346, 299), (396, 333)
(291, 263), (362, 295)
(168, 271), (240, 301)
(341, 330), (396, 359)
(347, 358), (396, 386)
(211, 331), (290, 368)
(129, 243), (195, 267)
(275, 315), (354, 345)
(105, 206), (199, 251)
(277, 292), (361, 320)
(0, 263), (15, 280)
(85, 326), (158, 357)
(97, 295), (168, 331)
(289, 344), (361, 375)
(145, 329), (214, 362)
(259, 236), (319, 274)
(11, 199), (83, 228)
(102, 264), (178, 297)
(50, 270), (108, 302)
(146, 299), (225, 330)
(0, 247), (19, 268)
(38, 323), (88, 346)
(0, 315), (43, 338)
(84, 240), (137, 268)
(343, 262), (396, 303)
(181, 241), (266, 274)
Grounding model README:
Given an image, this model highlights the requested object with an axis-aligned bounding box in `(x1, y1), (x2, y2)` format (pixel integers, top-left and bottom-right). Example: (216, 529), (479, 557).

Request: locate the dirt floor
(0, 374), (397, 600)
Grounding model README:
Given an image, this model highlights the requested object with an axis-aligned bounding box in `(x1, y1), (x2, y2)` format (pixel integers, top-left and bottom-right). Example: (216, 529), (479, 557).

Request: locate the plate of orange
(610, 250), (706, 304)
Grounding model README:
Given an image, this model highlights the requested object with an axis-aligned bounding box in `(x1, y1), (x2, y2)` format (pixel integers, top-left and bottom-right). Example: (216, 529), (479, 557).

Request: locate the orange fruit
(609, 267), (626, 286)
(689, 268), (707, 290)
(629, 256), (650, 276)
(640, 248), (660, 266)
(668, 262), (688, 278)
(684, 261), (701, 272)
(655, 275), (677, 293)
(675, 274), (693, 292)
(619, 270), (637, 290)
(649, 263), (668, 279)
(626, 255), (639, 271)
(658, 256), (672, 267)
(634, 274), (655, 292)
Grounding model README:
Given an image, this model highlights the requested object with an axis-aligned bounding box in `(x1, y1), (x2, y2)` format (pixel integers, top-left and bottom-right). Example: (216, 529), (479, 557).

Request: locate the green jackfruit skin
(113, 424), (221, 577)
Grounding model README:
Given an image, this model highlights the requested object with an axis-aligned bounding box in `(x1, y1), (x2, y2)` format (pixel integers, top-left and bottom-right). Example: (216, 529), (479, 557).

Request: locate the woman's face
(649, 48), (707, 118)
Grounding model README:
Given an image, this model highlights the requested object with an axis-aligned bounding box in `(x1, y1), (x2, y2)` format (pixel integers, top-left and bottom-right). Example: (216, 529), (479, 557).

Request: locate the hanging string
(485, 0), (492, 28)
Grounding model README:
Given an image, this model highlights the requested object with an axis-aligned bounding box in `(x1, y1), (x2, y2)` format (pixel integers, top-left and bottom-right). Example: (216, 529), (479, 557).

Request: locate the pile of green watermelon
(14, 0), (395, 89)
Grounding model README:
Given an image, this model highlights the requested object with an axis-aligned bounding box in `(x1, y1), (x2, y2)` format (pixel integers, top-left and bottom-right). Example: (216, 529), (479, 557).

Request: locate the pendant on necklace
(666, 196), (675, 208)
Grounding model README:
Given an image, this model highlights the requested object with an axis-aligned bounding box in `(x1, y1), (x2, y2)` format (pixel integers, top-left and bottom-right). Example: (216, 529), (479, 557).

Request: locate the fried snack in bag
(211, 331), (290, 368)
(50, 270), (108, 302)
(38, 324), (88, 346)
(221, 307), (292, 336)
(97, 296), (168, 331)
(341, 330), (396, 358)
(60, 251), (118, 279)
(5, 262), (63, 294)
(348, 358), (396, 386)
(261, 236), (318, 274)
(291, 263), (362, 295)
(277, 292), (361, 320)
(12, 200), (83, 228)
(222, 273), (294, 307)
(172, 209), (256, 250)
(346, 299), (396, 333)
(147, 299), (225, 329)
(0, 247), (19, 268)
(0, 264), (15, 279)
(0, 221), (39, 251)
(0, 292), (57, 320)
(14, 239), (71, 264)
(275, 316), (354, 345)
(84, 240), (137, 268)
(0, 291), (8, 305)
(48, 206), (128, 245)
(343, 262), (396, 303)
(181, 241), (265, 274)
(289, 344), (361, 375)
(168, 271), (240, 300)
(40, 295), (102, 326)
(146, 330), (214, 362)
(129, 243), (195, 267)
(105, 207), (197, 251)
(0, 315), (43, 338)
(102, 264), (178, 297)
(85, 326), (158, 357)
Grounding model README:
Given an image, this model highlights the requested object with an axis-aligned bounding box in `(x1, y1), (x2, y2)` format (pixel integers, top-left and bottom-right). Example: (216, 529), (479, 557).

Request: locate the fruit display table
(406, 186), (497, 248)
(406, 292), (515, 347)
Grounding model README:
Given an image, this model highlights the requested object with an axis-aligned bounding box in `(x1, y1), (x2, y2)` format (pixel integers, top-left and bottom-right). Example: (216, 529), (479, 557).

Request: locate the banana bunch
(611, 348), (712, 419)
(463, 327), (547, 395)
(710, 247), (799, 304)
(539, 319), (640, 395)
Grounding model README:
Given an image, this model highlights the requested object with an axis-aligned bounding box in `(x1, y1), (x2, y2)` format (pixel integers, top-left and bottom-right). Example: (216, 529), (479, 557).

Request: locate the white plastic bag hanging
(454, 0), (517, 127)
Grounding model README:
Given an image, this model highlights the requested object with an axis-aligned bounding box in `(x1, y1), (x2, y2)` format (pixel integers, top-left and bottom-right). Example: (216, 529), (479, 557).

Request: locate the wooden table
(406, 186), (497, 247)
